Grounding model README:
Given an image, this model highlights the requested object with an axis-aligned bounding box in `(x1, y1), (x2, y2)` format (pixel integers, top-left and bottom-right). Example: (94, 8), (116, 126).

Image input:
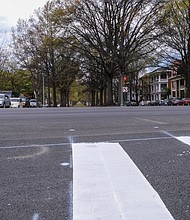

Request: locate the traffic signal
(123, 75), (127, 86)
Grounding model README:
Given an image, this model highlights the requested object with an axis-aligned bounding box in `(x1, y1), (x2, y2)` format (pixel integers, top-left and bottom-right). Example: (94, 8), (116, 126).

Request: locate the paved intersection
(0, 106), (190, 219)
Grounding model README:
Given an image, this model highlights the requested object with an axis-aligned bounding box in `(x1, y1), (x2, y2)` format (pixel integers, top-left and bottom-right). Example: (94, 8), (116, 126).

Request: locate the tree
(71, 0), (169, 105)
(12, 0), (80, 106)
(157, 0), (190, 97)
(12, 18), (44, 104)
(0, 35), (10, 72)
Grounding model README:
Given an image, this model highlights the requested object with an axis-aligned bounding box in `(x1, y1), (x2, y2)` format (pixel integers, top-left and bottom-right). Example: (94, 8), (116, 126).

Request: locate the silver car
(0, 94), (11, 108)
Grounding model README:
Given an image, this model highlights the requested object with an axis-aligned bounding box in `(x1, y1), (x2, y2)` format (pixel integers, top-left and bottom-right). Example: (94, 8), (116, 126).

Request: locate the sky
(0, 0), (48, 33)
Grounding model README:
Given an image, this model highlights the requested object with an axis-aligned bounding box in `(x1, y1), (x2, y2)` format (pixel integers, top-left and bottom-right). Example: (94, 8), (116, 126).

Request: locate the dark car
(21, 97), (30, 107)
(126, 100), (138, 106)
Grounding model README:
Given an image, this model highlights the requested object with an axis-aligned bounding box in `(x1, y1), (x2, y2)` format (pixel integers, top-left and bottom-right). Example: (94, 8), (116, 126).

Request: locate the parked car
(181, 98), (190, 105)
(30, 99), (37, 107)
(0, 94), (11, 108)
(139, 100), (151, 106)
(126, 100), (138, 106)
(166, 98), (173, 106)
(167, 98), (182, 106)
(159, 99), (168, 106)
(139, 101), (145, 106)
(173, 98), (183, 105)
(10, 98), (23, 108)
(153, 100), (160, 106)
(20, 97), (30, 107)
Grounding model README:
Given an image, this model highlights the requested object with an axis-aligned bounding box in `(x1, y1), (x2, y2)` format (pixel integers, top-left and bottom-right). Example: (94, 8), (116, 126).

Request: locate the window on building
(171, 81), (175, 89)
(161, 73), (167, 79)
(172, 91), (176, 97)
(156, 84), (159, 91)
(180, 79), (184, 87)
(161, 84), (167, 91)
(180, 90), (184, 98)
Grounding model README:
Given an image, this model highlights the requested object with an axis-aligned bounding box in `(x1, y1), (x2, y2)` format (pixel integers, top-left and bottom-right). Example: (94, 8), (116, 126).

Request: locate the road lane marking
(162, 131), (190, 147)
(161, 131), (175, 138)
(136, 117), (167, 125)
(32, 213), (39, 220)
(175, 136), (190, 146)
(60, 163), (70, 166)
(115, 136), (172, 143)
(72, 142), (174, 220)
(0, 137), (173, 150)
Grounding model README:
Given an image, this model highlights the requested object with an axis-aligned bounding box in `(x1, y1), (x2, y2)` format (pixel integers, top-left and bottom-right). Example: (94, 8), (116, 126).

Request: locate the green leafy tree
(12, 0), (80, 106)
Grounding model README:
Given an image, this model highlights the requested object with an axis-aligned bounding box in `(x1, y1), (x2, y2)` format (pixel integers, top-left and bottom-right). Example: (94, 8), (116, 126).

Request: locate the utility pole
(42, 76), (45, 107)
(119, 74), (124, 106)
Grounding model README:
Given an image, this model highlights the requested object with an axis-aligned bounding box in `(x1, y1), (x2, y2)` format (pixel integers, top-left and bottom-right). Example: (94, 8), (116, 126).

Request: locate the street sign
(123, 87), (128, 92)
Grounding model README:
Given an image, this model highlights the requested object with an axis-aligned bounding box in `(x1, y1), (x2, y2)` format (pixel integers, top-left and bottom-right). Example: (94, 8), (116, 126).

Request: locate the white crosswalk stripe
(72, 142), (174, 220)
(176, 136), (190, 146)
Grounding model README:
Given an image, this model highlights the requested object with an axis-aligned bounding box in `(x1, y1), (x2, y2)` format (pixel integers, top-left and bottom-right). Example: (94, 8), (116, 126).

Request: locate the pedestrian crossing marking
(72, 143), (174, 220)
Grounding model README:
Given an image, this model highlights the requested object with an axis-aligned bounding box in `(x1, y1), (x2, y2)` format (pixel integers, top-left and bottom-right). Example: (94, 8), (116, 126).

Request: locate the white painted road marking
(136, 117), (167, 125)
(72, 143), (174, 220)
(32, 213), (39, 220)
(176, 136), (190, 146)
(60, 163), (70, 166)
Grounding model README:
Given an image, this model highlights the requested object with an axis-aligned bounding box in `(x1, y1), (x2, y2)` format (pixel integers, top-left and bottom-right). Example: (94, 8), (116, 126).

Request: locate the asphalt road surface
(0, 106), (190, 220)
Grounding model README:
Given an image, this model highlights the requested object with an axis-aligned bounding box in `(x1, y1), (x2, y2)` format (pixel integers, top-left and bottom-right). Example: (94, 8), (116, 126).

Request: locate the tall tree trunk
(91, 90), (95, 106)
(52, 83), (57, 107)
(100, 88), (104, 106)
(66, 89), (70, 107)
(104, 87), (107, 106)
(107, 77), (113, 105)
(95, 91), (99, 106)
(60, 87), (66, 107)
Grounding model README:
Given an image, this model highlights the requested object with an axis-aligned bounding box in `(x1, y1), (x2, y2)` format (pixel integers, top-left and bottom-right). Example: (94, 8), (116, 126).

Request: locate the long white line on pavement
(136, 117), (167, 125)
(0, 137), (172, 149)
(72, 142), (174, 220)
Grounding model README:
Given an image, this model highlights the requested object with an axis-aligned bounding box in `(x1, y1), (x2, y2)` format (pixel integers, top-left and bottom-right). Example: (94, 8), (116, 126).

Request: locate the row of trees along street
(0, 0), (190, 107)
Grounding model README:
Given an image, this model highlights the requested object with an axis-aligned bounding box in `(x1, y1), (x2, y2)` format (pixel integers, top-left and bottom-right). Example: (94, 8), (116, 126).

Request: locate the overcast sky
(0, 0), (48, 33)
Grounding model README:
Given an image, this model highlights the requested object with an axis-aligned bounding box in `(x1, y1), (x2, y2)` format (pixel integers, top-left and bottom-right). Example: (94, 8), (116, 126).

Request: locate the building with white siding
(140, 68), (171, 102)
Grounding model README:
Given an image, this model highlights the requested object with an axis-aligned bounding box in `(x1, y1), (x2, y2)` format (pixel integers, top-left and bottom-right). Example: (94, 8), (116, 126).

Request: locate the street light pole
(120, 74), (123, 106)
(42, 76), (45, 107)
